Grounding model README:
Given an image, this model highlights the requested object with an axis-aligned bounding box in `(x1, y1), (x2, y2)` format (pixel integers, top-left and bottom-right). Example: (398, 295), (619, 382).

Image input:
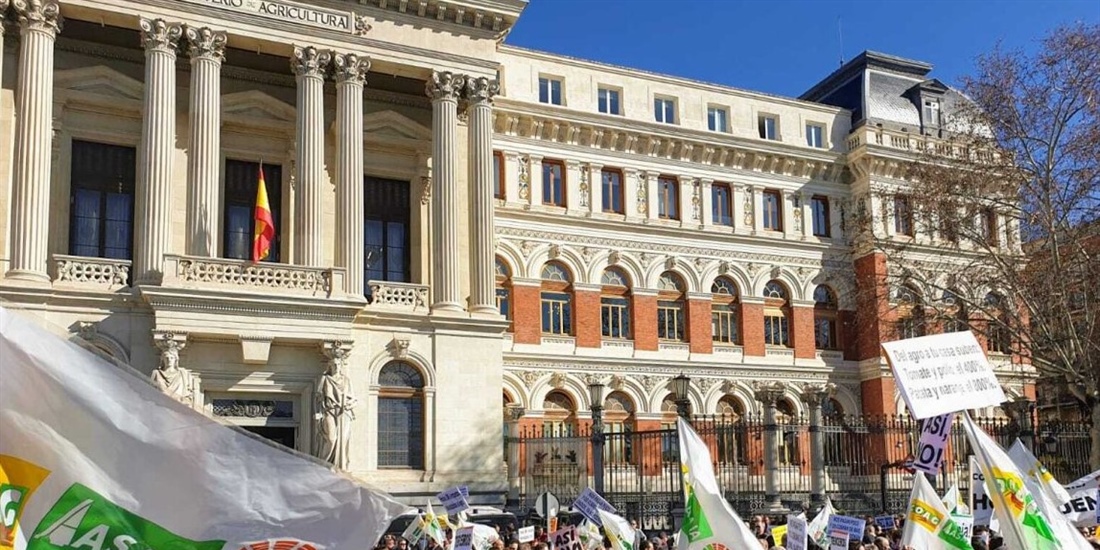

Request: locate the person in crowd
(630, 519), (647, 550)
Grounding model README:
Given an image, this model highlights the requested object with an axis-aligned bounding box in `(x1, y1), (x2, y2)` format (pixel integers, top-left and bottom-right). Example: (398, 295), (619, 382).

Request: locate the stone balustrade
(367, 280), (430, 312)
(52, 255), (131, 290)
(846, 126), (998, 162)
(162, 254), (344, 297)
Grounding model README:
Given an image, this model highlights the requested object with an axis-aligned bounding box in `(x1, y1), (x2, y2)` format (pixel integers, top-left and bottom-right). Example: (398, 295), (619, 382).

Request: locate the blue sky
(506, 0), (1099, 98)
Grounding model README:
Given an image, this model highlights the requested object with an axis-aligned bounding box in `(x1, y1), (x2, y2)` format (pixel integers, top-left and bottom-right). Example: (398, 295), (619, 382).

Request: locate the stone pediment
(222, 90), (296, 124)
(363, 110), (431, 144)
(55, 66), (143, 102)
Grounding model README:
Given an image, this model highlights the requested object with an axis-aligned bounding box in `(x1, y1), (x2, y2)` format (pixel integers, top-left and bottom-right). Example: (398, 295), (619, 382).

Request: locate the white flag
(1008, 440), (1073, 505)
(0, 307), (409, 550)
(675, 418), (760, 550)
(807, 498), (835, 548)
(942, 485), (969, 514)
(901, 474), (973, 550)
(1062, 470), (1100, 527)
(1007, 441), (1091, 550)
(598, 510), (636, 550)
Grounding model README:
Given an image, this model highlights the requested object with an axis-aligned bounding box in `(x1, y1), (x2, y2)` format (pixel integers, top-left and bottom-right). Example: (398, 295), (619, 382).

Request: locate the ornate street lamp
(588, 380), (607, 495)
(672, 372), (692, 420)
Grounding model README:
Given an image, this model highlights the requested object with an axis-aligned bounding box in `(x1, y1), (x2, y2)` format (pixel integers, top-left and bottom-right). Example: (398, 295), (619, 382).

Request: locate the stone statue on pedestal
(151, 334), (194, 406)
(315, 342), (356, 470)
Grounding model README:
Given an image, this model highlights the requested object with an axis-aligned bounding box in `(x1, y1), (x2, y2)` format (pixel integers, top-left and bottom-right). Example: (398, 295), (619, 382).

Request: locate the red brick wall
(687, 298), (713, 354)
(840, 310), (857, 360)
(861, 377), (897, 416)
(633, 294), (658, 351)
(854, 252), (891, 361)
(741, 302), (765, 356)
(513, 284), (542, 344)
(574, 289), (601, 348)
(791, 306), (816, 359)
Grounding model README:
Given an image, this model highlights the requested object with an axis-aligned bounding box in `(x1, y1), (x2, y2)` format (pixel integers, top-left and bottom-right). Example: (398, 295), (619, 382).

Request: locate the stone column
(184, 26), (226, 258)
(750, 185), (763, 234)
(783, 190), (797, 239)
(755, 381), (786, 511)
(505, 403), (526, 505)
(0, 0), (8, 106)
(801, 383), (835, 504)
(800, 191), (813, 239)
(678, 175), (695, 226)
(585, 163), (602, 215)
(291, 46), (331, 267)
(466, 76), (500, 314)
(699, 178), (714, 230)
(5, 0), (61, 283)
(425, 71), (465, 313)
(133, 18), (182, 285)
(333, 53), (370, 296)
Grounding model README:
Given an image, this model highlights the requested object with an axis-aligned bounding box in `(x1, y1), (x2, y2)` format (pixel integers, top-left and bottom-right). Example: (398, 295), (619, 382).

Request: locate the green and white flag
(901, 473), (973, 550)
(807, 498), (835, 548)
(1007, 440), (1091, 550)
(578, 520), (604, 550)
(675, 418), (759, 550)
(598, 509), (635, 550)
(942, 485), (970, 514)
(962, 413), (1060, 550)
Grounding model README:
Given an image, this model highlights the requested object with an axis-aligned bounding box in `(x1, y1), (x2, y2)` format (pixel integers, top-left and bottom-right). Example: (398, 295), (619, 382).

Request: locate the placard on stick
(551, 526), (583, 550)
(881, 331), (1006, 419)
(913, 413), (954, 475)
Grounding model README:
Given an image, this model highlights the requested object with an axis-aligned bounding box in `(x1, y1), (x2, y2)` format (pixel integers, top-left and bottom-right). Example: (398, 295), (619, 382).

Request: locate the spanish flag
(252, 164), (275, 262)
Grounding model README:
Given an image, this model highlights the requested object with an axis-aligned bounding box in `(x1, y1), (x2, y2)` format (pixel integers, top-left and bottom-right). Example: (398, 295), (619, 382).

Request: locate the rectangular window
(758, 115), (778, 140)
(542, 159), (566, 206)
(364, 177), (411, 291)
(762, 190), (782, 231)
(712, 183), (733, 226)
(707, 106), (728, 133)
(814, 318), (837, 349)
(712, 304), (739, 343)
(894, 195), (914, 236)
(377, 396), (424, 468)
(496, 288), (511, 320)
(654, 97), (676, 124)
(657, 177), (679, 220)
(601, 297), (630, 338)
(982, 208), (998, 245)
(923, 99), (940, 127)
(538, 77), (562, 105)
(601, 169), (624, 214)
(598, 87), (621, 115)
(806, 124), (824, 148)
(541, 292), (572, 335)
(811, 195), (830, 237)
(68, 140), (137, 261)
(657, 301), (684, 341)
(224, 159), (282, 262)
(493, 151), (505, 200)
(764, 315), (789, 346)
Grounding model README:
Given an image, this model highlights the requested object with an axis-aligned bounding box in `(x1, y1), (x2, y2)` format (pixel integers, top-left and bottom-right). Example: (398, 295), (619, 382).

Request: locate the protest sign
(970, 456), (997, 528)
(827, 515), (866, 539)
(786, 515), (808, 550)
(771, 524), (788, 546)
(1060, 470), (1100, 526)
(402, 516), (427, 544)
(437, 486), (470, 515)
(518, 526), (536, 543)
(828, 530), (849, 550)
(881, 331), (1006, 419)
(874, 516), (896, 530)
(551, 527), (583, 550)
(952, 514), (974, 540)
(573, 487), (617, 526)
(913, 413), (954, 475)
(454, 527), (475, 550)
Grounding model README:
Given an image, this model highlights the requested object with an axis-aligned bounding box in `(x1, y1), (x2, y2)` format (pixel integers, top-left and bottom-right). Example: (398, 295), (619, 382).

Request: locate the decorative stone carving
(640, 375), (666, 393)
(54, 256), (130, 288)
(518, 155), (530, 199)
(578, 166), (590, 208)
(520, 370), (548, 386)
(691, 180), (701, 220)
(519, 240), (538, 258)
(720, 380), (739, 395)
(419, 175), (432, 205)
(425, 71), (465, 101)
(315, 341), (356, 470)
(465, 76), (500, 104)
(549, 372), (566, 389)
(664, 256), (677, 270)
(580, 247), (598, 263)
(770, 265), (782, 280)
(743, 187), (754, 227)
(354, 14), (372, 35)
(13, 0), (61, 32)
(609, 375), (625, 390)
(608, 250), (621, 265)
(184, 26), (226, 61)
(332, 52), (370, 84)
(753, 381), (786, 405)
(799, 383), (836, 407)
(139, 18), (182, 52)
(368, 281), (429, 311)
(793, 208), (803, 233)
(636, 176), (648, 214)
(389, 335), (410, 359)
(151, 332), (194, 406)
(583, 373), (605, 386)
(548, 244), (561, 259)
(290, 45), (331, 77)
(696, 377), (720, 393)
(718, 260), (731, 275)
(174, 257), (331, 294)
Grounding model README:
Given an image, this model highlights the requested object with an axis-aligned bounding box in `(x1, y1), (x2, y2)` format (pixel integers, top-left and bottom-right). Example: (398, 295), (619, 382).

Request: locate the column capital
(753, 381), (786, 405)
(139, 18), (182, 53)
(465, 76), (500, 105)
(426, 70), (466, 102)
(320, 339), (354, 369)
(13, 0), (61, 34)
(799, 382), (836, 407)
(153, 330), (188, 355)
(291, 45), (331, 77)
(184, 26), (227, 62)
(333, 52), (371, 85)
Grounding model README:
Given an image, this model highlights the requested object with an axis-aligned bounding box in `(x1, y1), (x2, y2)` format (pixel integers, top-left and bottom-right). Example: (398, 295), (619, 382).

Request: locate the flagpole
(962, 410), (1028, 547)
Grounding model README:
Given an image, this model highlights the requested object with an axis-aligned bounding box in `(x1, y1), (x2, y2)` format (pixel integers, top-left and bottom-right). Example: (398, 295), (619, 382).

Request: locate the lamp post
(672, 373), (692, 420)
(588, 380), (606, 495)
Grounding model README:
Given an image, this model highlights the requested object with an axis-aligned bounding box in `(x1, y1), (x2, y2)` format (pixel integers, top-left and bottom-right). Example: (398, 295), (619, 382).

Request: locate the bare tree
(879, 24), (1100, 464)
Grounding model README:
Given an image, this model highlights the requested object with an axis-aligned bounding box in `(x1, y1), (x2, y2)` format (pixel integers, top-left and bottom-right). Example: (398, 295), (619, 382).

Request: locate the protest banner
(874, 516), (896, 530)
(913, 413), (954, 475)
(1062, 471), (1100, 527)
(573, 487), (616, 526)
(881, 331), (1006, 419)
(827, 515), (866, 539)
(828, 529), (849, 550)
(518, 526), (536, 543)
(454, 527), (475, 550)
(551, 526), (583, 550)
(952, 514), (974, 540)
(437, 486), (470, 515)
(786, 515), (808, 550)
(970, 456), (998, 530)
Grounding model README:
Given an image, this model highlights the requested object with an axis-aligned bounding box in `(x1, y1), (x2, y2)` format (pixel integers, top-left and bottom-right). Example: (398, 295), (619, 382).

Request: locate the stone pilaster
(800, 382), (835, 504)
(755, 381), (787, 511)
(466, 76), (499, 315)
(184, 26), (226, 258)
(133, 18), (182, 285)
(291, 45), (331, 267)
(0, 0), (8, 104)
(333, 53), (370, 296)
(425, 71), (465, 313)
(699, 178), (714, 229)
(5, 0), (61, 283)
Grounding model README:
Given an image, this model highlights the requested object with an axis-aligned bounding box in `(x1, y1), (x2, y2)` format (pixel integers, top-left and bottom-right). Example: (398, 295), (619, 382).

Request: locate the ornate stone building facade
(0, 1), (1034, 503)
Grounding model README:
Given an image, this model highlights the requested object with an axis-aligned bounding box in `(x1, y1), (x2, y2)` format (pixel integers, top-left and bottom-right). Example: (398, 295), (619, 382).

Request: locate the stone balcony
(51, 254), (131, 291)
(162, 255), (344, 298)
(367, 280), (430, 313)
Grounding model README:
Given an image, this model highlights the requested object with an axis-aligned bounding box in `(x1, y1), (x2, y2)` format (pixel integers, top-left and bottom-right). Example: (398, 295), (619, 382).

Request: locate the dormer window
(922, 98), (941, 128)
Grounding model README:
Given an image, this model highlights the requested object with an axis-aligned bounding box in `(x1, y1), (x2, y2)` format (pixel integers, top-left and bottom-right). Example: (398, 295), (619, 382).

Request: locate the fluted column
(755, 381), (786, 511)
(0, 0), (9, 102)
(184, 26), (226, 258)
(291, 46), (330, 267)
(426, 71), (465, 313)
(6, 0), (61, 283)
(466, 76), (499, 314)
(133, 18), (182, 285)
(333, 53), (370, 296)
(801, 383), (835, 505)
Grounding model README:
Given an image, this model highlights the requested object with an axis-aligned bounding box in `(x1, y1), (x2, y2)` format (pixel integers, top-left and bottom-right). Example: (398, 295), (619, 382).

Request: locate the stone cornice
(350, 0), (524, 39)
(503, 357), (857, 383)
(494, 100), (846, 184)
(137, 286), (364, 324)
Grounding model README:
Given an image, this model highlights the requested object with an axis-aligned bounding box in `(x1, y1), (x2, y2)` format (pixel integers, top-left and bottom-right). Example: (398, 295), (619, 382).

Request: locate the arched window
(657, 272), (686, 341)
(540, 262), (573, 335)
(776, 398), (800, 466)
(896, 284), (927, 339)
(763, 280), (791, 347)
(660, 394), (692, 463)
(711, 277), (740, 344)
(717, 396), (748, 465)
(604, 392), (635, 464)
(600, 267), (631, 339)
(822, 398), (845, 466)
(542, 390), (577, 436)
(378, 361), (425, 469)
(813, 285), (839, 350)
(984, 293), (1012, 354)
(496, 258), (512, 321)
(942, 289), (968, 333)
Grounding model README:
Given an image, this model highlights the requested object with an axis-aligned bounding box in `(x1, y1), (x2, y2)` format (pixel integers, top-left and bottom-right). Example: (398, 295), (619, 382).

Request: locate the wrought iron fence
(504, 413), (1093, 528)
